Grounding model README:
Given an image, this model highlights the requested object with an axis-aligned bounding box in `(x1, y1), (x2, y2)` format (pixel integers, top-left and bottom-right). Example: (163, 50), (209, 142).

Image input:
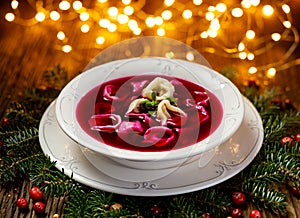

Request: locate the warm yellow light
(200, 31), (208, 38)
(11, 0), (19, 9)
(164, 0), (174, 7)
(282, 4), (290, 14)
(186, 52), (194, 61)
(124, 6), (134, 15)
(59, 1), (71, 10)
(99, 18), (110, 28)
(210, 18), (220, 31)
(145, 16), (156, 27)
(165, 51), (174, 58)
(133, 28), (142, 35)
(162, 10), (172, 20)
(122, 0), (131, 5)
(248, 67), (257, 74)
(72, 1), (82, 10)
(246, 30), (255, 40)
(241, 0), (251, 9)
(239, 52), (247, 60)
(208, 6), (215, 12)
(81, 24), (90, 33)
(5, 13), (15, 22)
(247, 53), (255, 60)
(182, 9), (193, 19)
(157, 28), (166, 36)
(205, 12), (215, 21)
(262, 5), (274, 16)
(50, 11), (60, 21)
(96, 36), (105, 44)
(216, 3), (227, 12)
(155, 16), (163, 25)
(267, 68), (276, 78)
(117, 14), (129, 24)
(207, 29), (217, 38)
(283, 21), (291, 28)
(238, 42), (245, 51)
(250, 0), (260, 6)
(193, 0), (202, 5)
(35, 12), (46, 22)
(108, 6), (118, 17)
(128, 19), (138, 30)
(232, 8), (243, 17)
(80, 12), (89, 21)
(107, 23), (117, 32)
(271, 33), (281, 41)
(62, 45), (72, 53)
(98, 0), (107, 3)
(57, 31), (65, 40)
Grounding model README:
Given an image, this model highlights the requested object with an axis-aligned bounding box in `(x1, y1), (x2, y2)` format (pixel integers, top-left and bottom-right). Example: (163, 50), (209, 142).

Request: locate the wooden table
(1, 1), (300, 217)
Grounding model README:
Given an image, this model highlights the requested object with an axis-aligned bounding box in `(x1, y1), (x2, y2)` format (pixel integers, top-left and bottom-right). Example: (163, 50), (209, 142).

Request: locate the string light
(72, 1), (83, 10)
(266, 68), (276, 78)
(3, 0), (299, 79)
(246, 30), (255, 40)
(249, 67), (258, 74)
(232, 8), (243, 17)
(262, 5), (274, 16)
(62, 45), (72, 53)
(81, 24), (90, 33)
(193, 0), (202, 6)
(35, 12), (46, 22)
(96, 36), (105, 44)
(162, 10), (172, 20)
(11, 0), (18, 9)
(59, 1), (71, 11)
(57, 31), (66, 40)
(80, 12), (89, 21)
(5, 13), (15, 22)
(50, 11), (60, 21)
(182, 10), (192, 19)
(271, 33), (281, 41)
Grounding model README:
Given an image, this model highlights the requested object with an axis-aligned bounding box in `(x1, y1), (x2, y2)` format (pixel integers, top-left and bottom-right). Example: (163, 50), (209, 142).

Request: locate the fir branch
(242, 181), (288, 215)
(0, 153), (44, 185)
(29, 156), (78, 197)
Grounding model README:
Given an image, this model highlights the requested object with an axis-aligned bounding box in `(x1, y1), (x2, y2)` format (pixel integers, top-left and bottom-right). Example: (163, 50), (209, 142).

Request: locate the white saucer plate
(39, 97), (263, 197)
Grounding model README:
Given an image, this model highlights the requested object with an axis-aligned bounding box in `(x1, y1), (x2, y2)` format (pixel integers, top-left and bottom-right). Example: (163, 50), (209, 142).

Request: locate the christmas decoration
(0, 66), (300, 217)
(29, 186), (44, 201)
(33, 201), (46, 213)
(231, 192), (246, 205)
(231, 208), (243, 218)
(16, 197), (28, 209)
(249, 209), (262, 218)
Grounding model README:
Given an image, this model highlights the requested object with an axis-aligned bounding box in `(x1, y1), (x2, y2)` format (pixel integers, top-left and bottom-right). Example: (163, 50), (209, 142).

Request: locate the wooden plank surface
(1, 1), (300, 217)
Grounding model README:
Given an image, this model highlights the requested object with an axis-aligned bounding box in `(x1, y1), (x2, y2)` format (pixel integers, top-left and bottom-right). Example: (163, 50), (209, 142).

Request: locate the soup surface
(76, 75), (223, 152)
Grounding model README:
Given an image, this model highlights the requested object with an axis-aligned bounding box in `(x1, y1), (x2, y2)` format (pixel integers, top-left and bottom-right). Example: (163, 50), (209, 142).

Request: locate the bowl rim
(55, 57), (244, 161)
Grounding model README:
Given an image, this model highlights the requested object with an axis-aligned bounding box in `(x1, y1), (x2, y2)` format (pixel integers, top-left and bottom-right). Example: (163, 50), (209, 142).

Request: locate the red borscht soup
(76, 75), (223, 152)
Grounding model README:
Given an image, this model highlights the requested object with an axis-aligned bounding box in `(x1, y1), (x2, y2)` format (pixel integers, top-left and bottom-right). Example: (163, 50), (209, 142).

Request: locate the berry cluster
(16, 186), (45, 214)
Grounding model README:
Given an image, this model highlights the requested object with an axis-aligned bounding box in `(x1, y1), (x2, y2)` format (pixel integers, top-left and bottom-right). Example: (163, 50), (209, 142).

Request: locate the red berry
(29, 187), (43, 201)
(202, 212), (211, 218)
(295, 133), (300, 142)
(232, 192), (246, 205)
(33, 202), (45, 213)
(250, 209), (262, 218)
(150, 205), (161, 216)
(280, 136), (294, 145)
(289, 186), (300, 197)
(231, 208), (243, 218)
(16, 197), (28, 209)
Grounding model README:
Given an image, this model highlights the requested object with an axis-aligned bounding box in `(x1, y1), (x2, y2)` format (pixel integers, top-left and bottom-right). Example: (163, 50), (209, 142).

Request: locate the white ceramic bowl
(55, 57), (244, 170)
